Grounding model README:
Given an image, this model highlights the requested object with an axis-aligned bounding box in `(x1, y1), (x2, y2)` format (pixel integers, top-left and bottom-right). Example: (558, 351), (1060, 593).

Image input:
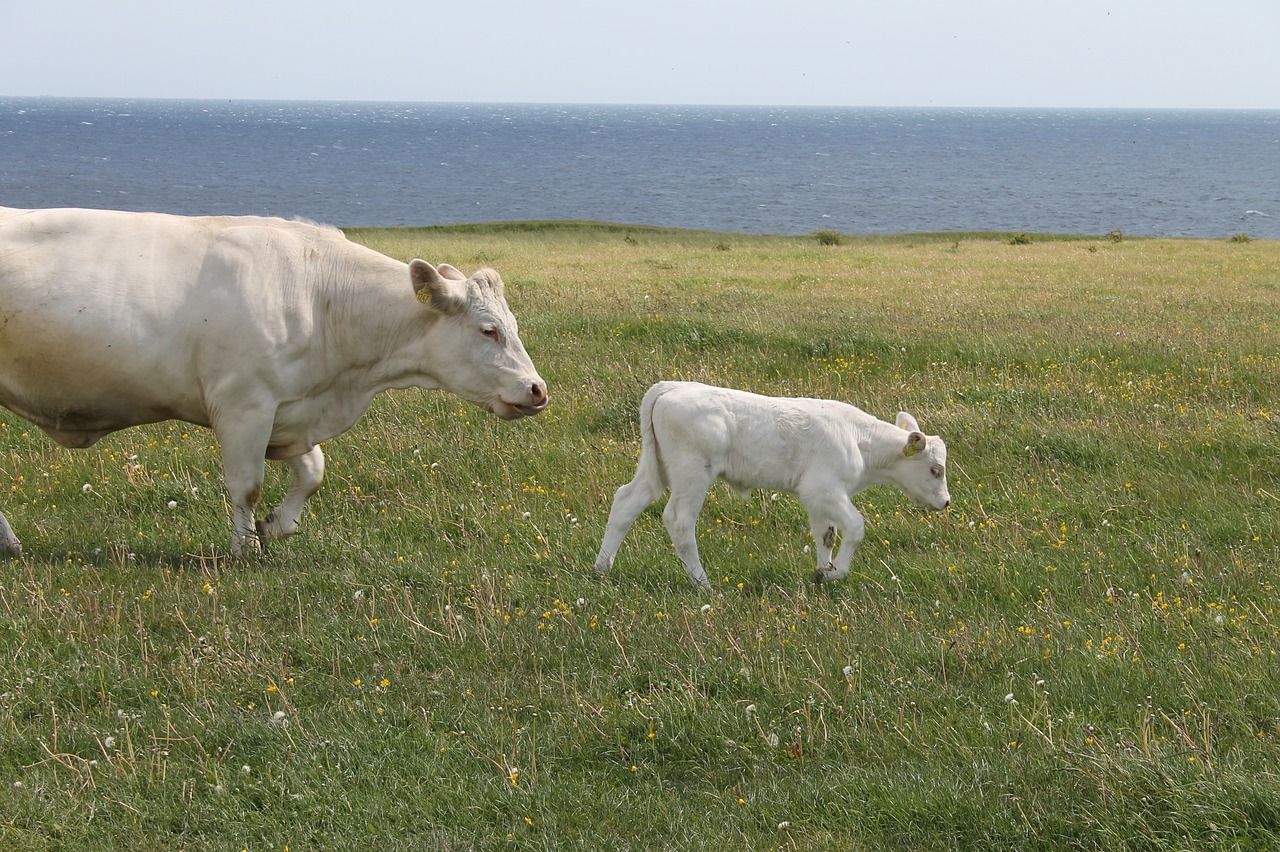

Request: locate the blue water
(2, 98), (1278, 238)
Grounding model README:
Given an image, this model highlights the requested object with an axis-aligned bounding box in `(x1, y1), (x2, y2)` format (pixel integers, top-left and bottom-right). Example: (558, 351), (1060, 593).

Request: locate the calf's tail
(636, 381), (675, 493)
(592, 381), (677, 578)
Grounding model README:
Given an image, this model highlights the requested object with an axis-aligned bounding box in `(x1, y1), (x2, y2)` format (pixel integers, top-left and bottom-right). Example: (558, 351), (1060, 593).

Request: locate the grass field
(1, 224), (1278, 850)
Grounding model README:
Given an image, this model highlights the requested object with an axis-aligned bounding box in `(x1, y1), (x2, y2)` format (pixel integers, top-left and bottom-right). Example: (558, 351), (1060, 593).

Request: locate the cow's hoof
(231, 534), (264, 559)
(253, 519), (277, 552)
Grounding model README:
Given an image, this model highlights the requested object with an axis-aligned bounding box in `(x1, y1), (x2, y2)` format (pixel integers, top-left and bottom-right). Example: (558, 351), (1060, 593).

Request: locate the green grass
(2, 225), (1279, 849)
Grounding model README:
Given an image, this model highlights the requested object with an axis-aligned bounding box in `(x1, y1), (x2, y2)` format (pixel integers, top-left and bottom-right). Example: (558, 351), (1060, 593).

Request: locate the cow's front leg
(0, 512), (21, 556)
(229, 484), (265, 557)
(215, 413), (273, 556)
(257, 446), (325, 544)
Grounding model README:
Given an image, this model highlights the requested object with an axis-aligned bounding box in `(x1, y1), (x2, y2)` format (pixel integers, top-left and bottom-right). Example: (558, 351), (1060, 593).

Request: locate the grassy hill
(2, 225), (1278, 849)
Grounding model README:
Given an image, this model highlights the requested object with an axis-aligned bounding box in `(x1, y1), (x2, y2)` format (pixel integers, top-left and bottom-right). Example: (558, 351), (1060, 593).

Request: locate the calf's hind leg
(594, 475), (663, 577)
(661, 467), (716, 588)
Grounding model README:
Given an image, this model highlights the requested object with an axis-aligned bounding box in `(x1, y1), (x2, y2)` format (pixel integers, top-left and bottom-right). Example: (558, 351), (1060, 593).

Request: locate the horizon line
(4, 94), (1279, 112)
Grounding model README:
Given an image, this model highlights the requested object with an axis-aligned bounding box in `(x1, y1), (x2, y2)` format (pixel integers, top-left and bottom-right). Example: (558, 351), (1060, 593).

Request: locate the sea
(2, 97), (1278, 239)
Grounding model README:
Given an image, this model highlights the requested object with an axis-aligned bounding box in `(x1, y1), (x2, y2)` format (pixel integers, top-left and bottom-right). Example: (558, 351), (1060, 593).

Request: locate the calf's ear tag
(903, 443), (917, 457)
(416, 288), (432, 305)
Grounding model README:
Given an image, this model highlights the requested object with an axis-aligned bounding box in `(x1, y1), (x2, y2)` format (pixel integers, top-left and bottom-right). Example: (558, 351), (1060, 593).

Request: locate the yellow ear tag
(903, 442), (918, 457)
(416, 288), (432, 304)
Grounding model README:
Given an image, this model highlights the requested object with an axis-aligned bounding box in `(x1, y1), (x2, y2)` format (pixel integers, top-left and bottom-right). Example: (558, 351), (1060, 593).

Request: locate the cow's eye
(930, 466), (942, 478)
(481, 325), (500, 341)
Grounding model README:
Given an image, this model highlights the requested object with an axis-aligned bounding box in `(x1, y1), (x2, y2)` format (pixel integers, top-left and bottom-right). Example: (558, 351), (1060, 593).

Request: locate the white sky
(3, 0), (1277, 108)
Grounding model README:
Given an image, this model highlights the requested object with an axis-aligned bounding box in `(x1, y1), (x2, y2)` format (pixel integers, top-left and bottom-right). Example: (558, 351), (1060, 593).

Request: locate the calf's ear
(410, 259), (466, 313)
(903, 432), (927, 457)
(896, 411), (921, 432)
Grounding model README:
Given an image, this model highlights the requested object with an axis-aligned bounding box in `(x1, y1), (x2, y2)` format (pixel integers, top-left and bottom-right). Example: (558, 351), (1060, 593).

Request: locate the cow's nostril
(530, 383), (548, 406)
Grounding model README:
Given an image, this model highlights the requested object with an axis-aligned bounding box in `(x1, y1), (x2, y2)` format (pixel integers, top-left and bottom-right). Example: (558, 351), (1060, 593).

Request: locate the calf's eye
(930, 466), (942, 478)
(481, 326), (500, 341)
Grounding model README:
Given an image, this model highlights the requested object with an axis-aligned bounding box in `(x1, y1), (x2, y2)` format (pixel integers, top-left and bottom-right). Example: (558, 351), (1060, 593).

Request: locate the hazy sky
(3, 0), (1277, 108)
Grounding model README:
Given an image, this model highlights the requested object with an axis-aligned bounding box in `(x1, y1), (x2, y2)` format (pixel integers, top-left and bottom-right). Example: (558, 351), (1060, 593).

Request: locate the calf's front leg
(806, 512), (839, 580)
(805, 495), (865, 582)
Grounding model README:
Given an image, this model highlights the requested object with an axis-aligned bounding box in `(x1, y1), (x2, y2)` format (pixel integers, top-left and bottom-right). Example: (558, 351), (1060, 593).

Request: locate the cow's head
(410, 260), (548, 419)
(892, 411), (950, 511)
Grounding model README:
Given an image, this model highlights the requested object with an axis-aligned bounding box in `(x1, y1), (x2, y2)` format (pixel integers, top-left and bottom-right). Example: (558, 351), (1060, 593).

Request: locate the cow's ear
(903, 432), (926, 457)
(435, 263), (467, 282)
(409, 259), (465, 313)
(896, 411), (921, 432)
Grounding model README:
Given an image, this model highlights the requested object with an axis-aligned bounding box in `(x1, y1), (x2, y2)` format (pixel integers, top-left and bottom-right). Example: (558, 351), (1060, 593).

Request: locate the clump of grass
(1230, 232), (1253, 243)
(1009, 232), (1034, 245)
(815, 229), (843, 246)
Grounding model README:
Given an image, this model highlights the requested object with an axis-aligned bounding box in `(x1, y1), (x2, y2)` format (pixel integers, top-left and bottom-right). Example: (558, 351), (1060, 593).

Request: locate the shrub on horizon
(815, 229), (844, 246)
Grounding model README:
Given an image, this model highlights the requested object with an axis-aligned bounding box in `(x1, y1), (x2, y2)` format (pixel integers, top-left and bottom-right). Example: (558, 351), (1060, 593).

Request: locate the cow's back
(0, 207), (348, 439)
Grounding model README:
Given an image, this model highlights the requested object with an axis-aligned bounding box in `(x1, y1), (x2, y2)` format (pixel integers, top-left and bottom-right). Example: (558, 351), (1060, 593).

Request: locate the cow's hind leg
(594, 475), (662, 577)
(257, 446), (325, 545)
(0, 512), (21, 556)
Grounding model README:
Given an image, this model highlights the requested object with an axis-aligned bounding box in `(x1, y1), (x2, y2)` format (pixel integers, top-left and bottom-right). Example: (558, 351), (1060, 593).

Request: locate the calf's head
(892, 411), (950, 511)
(411, 260), (548, 419)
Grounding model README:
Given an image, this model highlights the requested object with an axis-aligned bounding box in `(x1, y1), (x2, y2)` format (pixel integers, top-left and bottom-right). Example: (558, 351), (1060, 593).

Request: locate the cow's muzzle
(497, 381), (549, 419)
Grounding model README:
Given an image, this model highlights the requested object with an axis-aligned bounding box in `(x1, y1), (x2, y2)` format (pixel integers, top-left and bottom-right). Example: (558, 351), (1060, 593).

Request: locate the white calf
(594, 381), (951, 588)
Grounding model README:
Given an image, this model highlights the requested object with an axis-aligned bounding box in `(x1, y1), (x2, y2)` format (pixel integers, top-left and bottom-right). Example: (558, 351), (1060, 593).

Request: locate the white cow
(594, 381), (950, 588)
(0, 206), (548, 556)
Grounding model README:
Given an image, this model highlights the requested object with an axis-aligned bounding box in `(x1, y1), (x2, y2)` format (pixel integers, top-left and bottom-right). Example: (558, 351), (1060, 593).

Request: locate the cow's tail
(635, 381), (675, 493)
